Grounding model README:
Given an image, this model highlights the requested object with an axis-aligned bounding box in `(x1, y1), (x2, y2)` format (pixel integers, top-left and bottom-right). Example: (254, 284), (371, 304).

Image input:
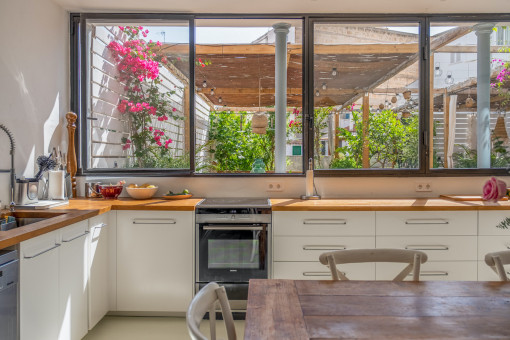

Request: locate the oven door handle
(203, 225), (264, 231)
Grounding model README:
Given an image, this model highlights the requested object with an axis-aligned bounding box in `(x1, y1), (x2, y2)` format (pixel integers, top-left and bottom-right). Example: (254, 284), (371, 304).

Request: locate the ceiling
(52, 0), (509, 14)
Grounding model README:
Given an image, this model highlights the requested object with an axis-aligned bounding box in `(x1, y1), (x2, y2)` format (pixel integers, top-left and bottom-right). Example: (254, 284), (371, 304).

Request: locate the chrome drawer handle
(405, 245), (449, 251)
(203, 226), (263, 231)
(24, 243), (61, 259)
(408, 271), (449, 277)
(133, 219), (176, 224)
(94, 223), (107, 229)
(405, 219), (449, 225)
(303, 245), (346, 251)
(302, 271), (338, 277)
(62, 231), (89, 243)
(303, 219), (347, 225)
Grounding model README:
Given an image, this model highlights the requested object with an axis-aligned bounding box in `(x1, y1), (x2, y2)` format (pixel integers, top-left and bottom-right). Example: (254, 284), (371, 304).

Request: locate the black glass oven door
(198, 224), (267, 282)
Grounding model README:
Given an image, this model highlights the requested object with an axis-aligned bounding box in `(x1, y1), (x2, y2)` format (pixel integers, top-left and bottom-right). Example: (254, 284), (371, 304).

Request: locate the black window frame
(70, 12), (510, 177)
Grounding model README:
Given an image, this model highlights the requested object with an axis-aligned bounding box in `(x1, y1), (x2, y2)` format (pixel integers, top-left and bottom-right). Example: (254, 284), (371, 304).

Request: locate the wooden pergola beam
(340, 26), (473, 109)
(436, 46), (508, 53)
(160, 43), (418, 55)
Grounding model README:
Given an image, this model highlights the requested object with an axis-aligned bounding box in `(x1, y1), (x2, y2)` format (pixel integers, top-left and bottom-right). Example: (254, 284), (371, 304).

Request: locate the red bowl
(97, 185), (123, 199)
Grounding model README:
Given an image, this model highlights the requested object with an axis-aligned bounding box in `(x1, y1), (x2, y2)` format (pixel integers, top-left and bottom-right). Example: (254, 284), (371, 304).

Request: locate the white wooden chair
(186, 282), (237, 340)
(484, 250), (510, 281)
(319, 248), (428, 281)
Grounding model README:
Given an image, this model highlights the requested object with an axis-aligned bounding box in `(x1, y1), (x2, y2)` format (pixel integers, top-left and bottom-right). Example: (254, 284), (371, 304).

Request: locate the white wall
(0, 0), (68, 205)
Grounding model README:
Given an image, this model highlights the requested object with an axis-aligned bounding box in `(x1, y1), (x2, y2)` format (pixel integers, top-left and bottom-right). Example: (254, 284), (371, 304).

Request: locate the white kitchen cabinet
(274, 211), (375, 236)
(479, 211), (510, 235)
(116, 211), (193, 312)
(59, 221), (89, 340)
(273, 261), (375, 280)
(376, 211), (477, 236)
(376, 261), (478, 281)
(88, 213), (110, 329)
(20, 229), (61, 340)
(272, 211), (376, 279)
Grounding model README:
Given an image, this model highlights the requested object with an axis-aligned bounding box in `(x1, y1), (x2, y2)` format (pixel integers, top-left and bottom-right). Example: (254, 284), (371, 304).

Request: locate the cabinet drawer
(478, 236), (510, 260)
(376, 261), (478, 281)
(273, 261), (375, 280)
(274, 236), (375, 262)
(478, 261), (507, 281)
(376, 211), (477, 236)
(376, 236), (477, 261)
(479, 211), (510, 235)
(273, 211), (375, 236)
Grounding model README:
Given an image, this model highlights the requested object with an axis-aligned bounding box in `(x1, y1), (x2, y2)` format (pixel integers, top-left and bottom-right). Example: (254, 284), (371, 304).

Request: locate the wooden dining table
(244, 279), (510, 339)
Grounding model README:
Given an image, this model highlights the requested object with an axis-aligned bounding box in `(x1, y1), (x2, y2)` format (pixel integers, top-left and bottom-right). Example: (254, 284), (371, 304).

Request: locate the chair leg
(209, 301), (217, 340)
(412, 253), (421, 281)
(327, 254), (340, 280)
(493, 256), (509, 281)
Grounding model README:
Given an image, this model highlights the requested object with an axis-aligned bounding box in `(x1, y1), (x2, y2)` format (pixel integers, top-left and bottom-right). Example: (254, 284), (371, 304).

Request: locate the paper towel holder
(301, 158), (321, 200)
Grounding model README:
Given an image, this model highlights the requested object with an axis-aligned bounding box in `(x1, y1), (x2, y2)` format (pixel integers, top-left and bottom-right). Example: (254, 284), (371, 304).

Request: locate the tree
(332, 109), (419, 169)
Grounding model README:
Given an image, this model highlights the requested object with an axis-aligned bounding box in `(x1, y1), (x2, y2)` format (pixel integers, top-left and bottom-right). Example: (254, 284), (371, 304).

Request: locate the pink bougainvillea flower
(482, 177), (507, 202)
(172, 107), (177, 112)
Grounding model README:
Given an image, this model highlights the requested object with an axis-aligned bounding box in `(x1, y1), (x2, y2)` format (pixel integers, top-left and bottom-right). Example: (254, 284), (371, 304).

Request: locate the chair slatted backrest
(186, 282), (237, 340)
(485, 250), (510, 281)
(319, 248), (428, 281)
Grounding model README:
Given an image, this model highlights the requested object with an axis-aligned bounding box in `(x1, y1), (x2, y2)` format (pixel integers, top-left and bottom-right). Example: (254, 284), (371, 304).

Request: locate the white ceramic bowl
(125, 186), (158, 199)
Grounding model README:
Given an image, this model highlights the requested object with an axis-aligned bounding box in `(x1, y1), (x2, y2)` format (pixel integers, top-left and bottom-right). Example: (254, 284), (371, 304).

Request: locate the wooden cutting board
(440, 194), (508, 201)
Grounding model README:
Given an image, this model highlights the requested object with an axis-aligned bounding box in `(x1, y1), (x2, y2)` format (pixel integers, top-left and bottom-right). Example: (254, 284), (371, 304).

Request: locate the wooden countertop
(0, 197), (203, 250)
(270, 198), (510, 211)
(2, 196), (509, 250)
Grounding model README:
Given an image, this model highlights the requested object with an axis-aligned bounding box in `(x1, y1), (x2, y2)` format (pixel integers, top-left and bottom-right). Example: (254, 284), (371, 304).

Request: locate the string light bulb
(218, 96), (222, 103)
(322, 83), (327, 90)
(210, 88), (215, 96)
(331, 68), (337, 77)
(445, 71), (454, 85)
(315, 89), (320, 97)
(434, 62), (443, 77)
(202, 80), (207, 88)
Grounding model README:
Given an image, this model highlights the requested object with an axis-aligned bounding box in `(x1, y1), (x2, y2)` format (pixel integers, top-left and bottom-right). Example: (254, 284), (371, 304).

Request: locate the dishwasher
(0, 249), (18, 340)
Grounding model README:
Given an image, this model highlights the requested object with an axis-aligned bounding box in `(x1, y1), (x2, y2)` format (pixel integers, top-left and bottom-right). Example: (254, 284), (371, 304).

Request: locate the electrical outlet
(266, 182), (284, 192)
(415, 183), (432, 192)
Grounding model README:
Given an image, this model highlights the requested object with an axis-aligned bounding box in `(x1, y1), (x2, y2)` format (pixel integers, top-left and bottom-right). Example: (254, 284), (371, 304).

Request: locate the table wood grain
(245, 279), (510, 339)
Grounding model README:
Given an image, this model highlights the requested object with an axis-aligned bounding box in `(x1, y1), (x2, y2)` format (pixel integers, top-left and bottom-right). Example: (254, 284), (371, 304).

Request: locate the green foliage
(332, 109), (419, 169)
(452, 137), (510, 168)
(496, 217), (510, 229)
(207, 111), (275, 172)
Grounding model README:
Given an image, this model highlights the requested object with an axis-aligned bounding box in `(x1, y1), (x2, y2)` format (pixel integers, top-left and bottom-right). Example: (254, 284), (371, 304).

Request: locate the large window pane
(313, 22), (420, 170)
(86, 21), (190, 169)
(193, 19), (303, 174)
(430, 22), (510, 169)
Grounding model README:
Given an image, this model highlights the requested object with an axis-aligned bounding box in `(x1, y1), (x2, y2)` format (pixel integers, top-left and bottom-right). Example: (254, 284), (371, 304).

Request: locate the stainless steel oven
(195, 198), (271, 311)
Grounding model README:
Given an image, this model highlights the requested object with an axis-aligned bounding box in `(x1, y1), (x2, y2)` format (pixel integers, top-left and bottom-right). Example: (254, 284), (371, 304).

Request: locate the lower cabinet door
(20, 230), (60, 340)
(88, 214), (109, 329)
(117, 211), (193, 312)
(376, 261), (478, 281)
(59, 221), (89, 340)
(273, 261), (375, 280)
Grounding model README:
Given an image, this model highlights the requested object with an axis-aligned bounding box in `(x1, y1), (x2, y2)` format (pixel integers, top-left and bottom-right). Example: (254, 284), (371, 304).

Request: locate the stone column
(475, 23), (495, 168)
(273, 23), (290, 173)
